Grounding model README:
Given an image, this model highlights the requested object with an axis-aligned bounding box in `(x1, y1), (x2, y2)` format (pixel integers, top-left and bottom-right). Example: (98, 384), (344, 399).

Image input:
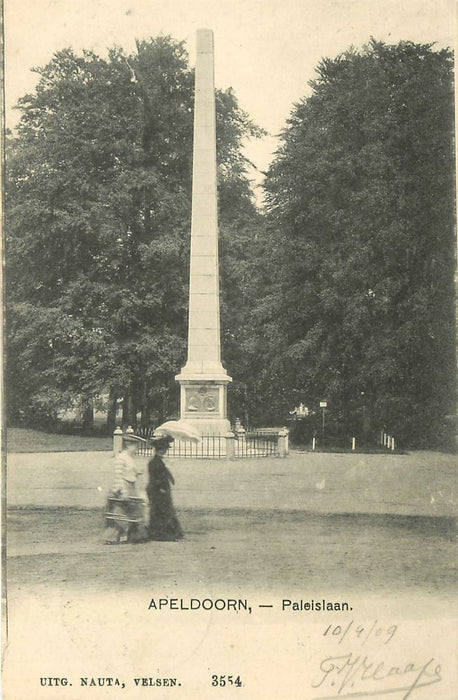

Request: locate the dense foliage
(5, 37), (262, 428)
(258, 40), (455, 446)
(6, 37), (455, 448)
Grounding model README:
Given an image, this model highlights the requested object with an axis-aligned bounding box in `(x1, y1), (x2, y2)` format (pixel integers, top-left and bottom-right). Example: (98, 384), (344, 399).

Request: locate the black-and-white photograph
(2, 1), (457, 698)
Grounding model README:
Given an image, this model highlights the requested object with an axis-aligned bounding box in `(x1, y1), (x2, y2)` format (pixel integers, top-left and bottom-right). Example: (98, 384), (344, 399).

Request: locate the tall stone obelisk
(175, 28), (232, 435)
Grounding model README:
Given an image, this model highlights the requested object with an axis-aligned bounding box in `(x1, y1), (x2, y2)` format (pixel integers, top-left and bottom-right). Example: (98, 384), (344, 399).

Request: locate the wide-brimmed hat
(150, 435), (174, 450)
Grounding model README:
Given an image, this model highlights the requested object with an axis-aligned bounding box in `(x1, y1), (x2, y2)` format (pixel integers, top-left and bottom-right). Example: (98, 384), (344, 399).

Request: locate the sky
(4, 0), (456, 193)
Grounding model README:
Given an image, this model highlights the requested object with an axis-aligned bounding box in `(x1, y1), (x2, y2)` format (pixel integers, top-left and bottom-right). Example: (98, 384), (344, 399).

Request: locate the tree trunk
(81, 397), (94, 432)
(140, 380), (151, 426)
(127, 391), (136, 427)
(106, 392), (118, 431)
(122, 396), (129, 426)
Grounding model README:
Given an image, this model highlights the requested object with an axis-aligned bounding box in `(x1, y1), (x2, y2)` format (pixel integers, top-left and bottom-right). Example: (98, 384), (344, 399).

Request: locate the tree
(5, 36), (262, 428)
(260, 40), (455, 446)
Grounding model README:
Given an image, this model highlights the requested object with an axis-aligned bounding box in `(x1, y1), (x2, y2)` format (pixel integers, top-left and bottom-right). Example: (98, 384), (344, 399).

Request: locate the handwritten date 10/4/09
(211, 675), (243, 687)
(323, 620), (397, 646)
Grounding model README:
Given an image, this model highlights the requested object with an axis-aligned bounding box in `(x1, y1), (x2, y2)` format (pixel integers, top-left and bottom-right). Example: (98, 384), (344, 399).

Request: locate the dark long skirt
(148, 489), (184, 541)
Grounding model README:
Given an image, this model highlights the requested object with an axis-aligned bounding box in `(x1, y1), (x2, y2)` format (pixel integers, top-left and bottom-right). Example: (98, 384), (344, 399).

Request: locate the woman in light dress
(103, 433), (146, 544)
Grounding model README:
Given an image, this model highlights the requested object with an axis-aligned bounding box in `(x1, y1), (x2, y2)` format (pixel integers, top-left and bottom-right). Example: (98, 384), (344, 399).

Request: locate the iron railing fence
(128, 426), (282, 459)
(168, 434), (226, 459)
(234, 431), (278, 458)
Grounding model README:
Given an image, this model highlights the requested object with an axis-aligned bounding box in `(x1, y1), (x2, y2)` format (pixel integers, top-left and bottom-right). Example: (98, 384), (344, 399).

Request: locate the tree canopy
(258, 39), (455, 446)
(5, 36), (262, 427)
(6, 36), (455, 448)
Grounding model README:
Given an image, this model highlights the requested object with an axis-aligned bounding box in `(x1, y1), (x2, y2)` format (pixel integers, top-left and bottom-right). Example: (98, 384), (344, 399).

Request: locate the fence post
(312, 437), (316, 451)
(225, 432), (236, 459)
(278, 428), (289, 457)
(352, 437), (356, 451)
(113, 426), (123, 456)
(126, 425), (134, 434)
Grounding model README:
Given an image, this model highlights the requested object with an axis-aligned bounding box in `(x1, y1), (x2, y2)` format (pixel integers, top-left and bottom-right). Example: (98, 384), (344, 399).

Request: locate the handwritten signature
(311, 652), (441, 699)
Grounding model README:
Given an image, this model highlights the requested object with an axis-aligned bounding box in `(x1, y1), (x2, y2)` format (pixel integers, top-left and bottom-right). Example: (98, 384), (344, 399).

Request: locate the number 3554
(211, 675), (243, 687)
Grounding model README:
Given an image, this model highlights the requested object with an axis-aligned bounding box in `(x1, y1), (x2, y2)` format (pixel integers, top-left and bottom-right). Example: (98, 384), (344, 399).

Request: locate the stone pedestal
(175, 28), (231, 436)
(175, 378), (231, 435)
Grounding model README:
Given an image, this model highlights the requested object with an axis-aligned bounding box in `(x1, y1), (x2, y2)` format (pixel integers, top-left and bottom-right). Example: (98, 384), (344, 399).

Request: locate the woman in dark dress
(147, 437), (184, 541)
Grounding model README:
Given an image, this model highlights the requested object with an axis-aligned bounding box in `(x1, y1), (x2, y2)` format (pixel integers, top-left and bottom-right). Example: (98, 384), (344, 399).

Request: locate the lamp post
(320, 401), (327, 443)
(360, 391), (369, 442)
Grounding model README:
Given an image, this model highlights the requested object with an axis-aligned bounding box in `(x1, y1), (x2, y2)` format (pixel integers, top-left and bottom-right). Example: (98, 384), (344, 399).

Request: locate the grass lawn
(6, 427), (112, 453)
(7, 426), (406, 455)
